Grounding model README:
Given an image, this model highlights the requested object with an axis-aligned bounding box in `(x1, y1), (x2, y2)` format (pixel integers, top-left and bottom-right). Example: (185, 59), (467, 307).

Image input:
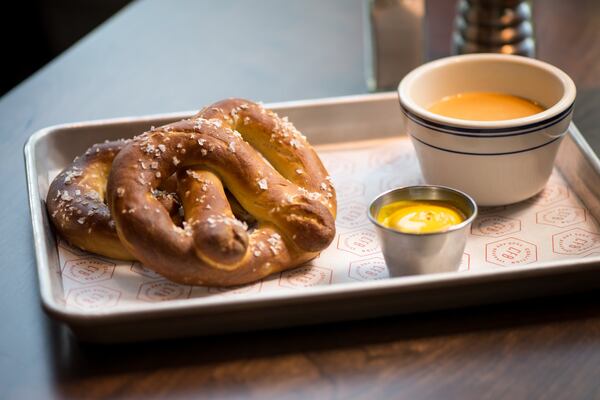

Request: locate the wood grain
(1, 0), (600, 399)
(42, 292), (600, 399)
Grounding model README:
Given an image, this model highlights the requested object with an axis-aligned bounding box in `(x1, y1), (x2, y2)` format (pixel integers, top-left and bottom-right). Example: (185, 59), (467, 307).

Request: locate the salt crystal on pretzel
(47, 140), (182, 260)
(108, 99), (337, 287)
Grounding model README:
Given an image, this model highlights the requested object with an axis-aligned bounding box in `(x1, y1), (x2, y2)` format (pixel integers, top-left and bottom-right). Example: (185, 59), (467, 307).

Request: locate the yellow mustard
(377, 200), (465, 234)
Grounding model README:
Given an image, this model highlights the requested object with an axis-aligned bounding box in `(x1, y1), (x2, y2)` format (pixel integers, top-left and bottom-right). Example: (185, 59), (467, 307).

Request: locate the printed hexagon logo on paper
(478, 206), (507, 215)
(536, 206), (586, 228)
(130, 261), (162, 279)
(348, 257), (388, 281)
(337, 228), (381, 257)
(552, 228), (600, 255)
(336, 201), (369, 230)
(66, 285), (121, 310)
(279, 265), (333, 289)
(137, 280), (192, 302)
(486, 237), (537, 267)
(208, 281), (263, 296)
(335, 181), (365, 202)
(63, 257), (116, 284)
(527, 183), (569, 206)
(471, 215), (521, 238)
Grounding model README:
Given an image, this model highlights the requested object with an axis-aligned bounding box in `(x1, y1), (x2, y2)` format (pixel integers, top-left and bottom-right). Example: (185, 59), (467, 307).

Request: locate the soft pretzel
(108, 99), (336, 286)
(47, 140), (182, 260)
(47, 140), (136, 260)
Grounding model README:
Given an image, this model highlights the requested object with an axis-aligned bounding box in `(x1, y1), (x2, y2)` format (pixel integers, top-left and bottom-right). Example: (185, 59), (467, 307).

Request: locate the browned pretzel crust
(47, 141), (182, 260)
(108, 99), (336, 286)
(46, 140), (135, 260)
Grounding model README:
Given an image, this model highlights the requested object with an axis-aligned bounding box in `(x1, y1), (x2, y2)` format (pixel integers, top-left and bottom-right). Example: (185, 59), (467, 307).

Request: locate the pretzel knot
(46, 140), (182, 260)
(108, 99), (337, 286)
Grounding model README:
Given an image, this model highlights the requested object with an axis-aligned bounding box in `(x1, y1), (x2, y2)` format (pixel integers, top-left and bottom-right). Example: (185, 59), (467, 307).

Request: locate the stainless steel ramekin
(368, 185), (478, 276)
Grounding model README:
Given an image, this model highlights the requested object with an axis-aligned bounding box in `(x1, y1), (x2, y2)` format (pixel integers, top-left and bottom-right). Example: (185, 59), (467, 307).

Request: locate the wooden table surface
(2, 0), (600, 398)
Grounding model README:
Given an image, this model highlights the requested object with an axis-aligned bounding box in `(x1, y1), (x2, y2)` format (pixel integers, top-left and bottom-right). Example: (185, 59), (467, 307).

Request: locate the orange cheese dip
(428, 92), (544, 121)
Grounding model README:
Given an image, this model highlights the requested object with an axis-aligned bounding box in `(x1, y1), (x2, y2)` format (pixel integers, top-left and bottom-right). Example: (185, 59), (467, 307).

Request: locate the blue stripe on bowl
(400, 103), (573, 138)
(410, 134), (562, 156)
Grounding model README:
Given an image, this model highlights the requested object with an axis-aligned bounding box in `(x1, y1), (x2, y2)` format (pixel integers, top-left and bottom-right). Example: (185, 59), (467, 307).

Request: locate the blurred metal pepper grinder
(366, 0), (535, 91)
(452, 0), (535, 56)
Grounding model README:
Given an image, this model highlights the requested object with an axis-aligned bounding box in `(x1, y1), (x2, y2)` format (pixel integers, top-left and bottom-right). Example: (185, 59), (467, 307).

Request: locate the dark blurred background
(3, 0), (598, 100)
(1, 0), (131, 96)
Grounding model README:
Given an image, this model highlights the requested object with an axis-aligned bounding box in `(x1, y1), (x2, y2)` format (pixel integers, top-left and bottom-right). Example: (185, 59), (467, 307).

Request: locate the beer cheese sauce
(428, 92), (544, 121)
(377, 200), (465, 234)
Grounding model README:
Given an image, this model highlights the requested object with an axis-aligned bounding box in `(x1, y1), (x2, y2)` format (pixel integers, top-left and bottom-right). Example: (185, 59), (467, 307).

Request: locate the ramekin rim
(367, 185), (478, 237)
(397, 54), (577, 130)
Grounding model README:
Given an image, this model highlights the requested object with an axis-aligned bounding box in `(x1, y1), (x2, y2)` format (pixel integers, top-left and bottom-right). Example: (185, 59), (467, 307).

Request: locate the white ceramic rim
(398, 54), (576, 130)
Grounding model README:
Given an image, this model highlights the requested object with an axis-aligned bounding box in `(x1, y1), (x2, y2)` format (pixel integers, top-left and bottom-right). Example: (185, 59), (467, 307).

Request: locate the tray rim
(24, 92), (600, 326)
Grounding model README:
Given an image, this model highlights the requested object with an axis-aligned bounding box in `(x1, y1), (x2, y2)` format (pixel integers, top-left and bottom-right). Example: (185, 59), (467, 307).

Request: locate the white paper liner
(51, 137), (600, 311)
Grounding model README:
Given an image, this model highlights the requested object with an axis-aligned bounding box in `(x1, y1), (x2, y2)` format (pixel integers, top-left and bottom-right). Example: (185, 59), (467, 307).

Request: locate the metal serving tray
(25, 92), (600, 342)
